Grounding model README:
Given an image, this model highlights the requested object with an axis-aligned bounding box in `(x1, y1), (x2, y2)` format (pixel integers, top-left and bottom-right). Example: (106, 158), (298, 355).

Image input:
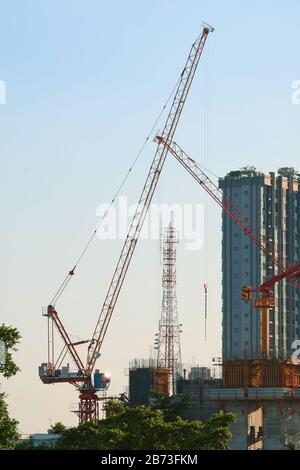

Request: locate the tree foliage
(106, 400), (127, 418)
(15, 437), (51, 450)
(0, 392), (19, 449)
(240, 165), (257, 172)
(278, 167), (297, 177)
(0, 324), (21, 378)
(57, 402), (235, 450)
(0, 324), (21, 448)
(149, 391), (191, 422)
(48, 422), (66, 434)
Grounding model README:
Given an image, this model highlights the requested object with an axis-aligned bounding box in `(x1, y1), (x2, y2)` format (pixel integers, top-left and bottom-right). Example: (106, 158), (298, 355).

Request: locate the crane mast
(241, 262), (300, 357)
(86, 25), (214, 375)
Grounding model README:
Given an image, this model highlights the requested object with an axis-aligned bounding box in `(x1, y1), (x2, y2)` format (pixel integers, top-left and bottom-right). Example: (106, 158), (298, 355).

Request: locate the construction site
(36, 23), (300, 450)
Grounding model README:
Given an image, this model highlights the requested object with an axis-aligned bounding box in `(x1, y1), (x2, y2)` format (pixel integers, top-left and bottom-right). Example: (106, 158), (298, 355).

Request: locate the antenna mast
(156, 220), (182, 395)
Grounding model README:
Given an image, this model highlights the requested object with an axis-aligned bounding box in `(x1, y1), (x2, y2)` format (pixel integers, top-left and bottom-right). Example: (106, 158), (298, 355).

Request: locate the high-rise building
(219, 168), (300, 360)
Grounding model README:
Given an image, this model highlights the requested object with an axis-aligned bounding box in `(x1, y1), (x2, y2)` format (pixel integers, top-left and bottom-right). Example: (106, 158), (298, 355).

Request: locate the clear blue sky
(1, 0), (299, 433)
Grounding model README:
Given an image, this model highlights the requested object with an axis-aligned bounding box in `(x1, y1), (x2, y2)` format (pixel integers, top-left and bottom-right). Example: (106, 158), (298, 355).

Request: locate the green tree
(56, 402), (235, 450)
(48, 422), (66, 434)
(149, 391), (191, 422)
(106, 400), (127, 417)
(194, 411), (235, 450)
(15, 437), (51, 450)
(285, 442), (296, 450)
(278, 167), (297, 178)
(0, 324), (21, 378)
(0, 393), (19, 449)
(0, 324), (21, 448)
(240, 165), (257, 172)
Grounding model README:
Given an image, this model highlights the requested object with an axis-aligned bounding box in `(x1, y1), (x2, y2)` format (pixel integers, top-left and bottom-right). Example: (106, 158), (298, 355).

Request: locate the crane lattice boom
(41, 25), (215, 422)
(85, 25), (214, 375)
(156, 137), (300, 292)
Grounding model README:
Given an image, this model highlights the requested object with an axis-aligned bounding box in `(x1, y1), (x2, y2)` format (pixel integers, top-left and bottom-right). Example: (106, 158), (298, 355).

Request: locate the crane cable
(49, 75), (183, 307)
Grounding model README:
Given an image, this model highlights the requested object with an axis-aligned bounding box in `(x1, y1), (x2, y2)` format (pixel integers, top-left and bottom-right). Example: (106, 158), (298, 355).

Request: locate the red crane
(241, 264), (300, 357)
(155, 137), (300, 358)
(156, 137), (300, 288)
(40, 24), (214, 422)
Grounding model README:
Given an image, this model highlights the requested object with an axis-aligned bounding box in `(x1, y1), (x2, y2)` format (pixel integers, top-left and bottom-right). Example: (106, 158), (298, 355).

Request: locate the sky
(1, 0), (299, 433)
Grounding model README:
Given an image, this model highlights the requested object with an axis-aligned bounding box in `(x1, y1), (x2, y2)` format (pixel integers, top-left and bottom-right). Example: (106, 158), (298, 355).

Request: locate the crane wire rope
(49, 74), (183, 306)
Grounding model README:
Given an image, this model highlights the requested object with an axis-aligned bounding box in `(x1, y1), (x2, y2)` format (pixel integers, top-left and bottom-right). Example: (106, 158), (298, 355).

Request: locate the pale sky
(1, 0), (300, 433)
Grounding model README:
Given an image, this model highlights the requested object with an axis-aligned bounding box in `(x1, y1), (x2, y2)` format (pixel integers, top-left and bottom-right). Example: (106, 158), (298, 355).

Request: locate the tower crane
(155, 137), (300, 360)
(241, 264), (300, 357)
(155, 137), (300, 290)
(39, 24), (214, 423)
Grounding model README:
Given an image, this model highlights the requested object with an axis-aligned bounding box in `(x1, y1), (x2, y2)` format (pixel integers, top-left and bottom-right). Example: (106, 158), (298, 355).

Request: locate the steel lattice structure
(156, 221), (182, 395)
(40, 25), (214, 422)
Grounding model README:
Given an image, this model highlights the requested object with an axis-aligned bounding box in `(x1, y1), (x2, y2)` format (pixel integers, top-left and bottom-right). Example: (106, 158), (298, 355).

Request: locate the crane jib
(85, 26), (213, 375)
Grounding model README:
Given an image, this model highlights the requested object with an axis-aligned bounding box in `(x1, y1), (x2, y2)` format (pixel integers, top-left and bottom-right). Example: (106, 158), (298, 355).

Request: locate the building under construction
(177, 367), (222, 421)
(209, 168), (300, 450)
(220, 168), (300, 360)
(128, 361), (222, 422)
(128, 359), (168, 406)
